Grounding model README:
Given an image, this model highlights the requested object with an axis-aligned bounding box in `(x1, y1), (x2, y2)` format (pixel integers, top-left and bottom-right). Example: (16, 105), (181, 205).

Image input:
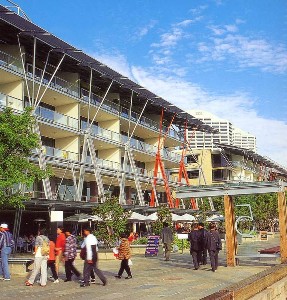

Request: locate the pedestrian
(80, 227), (107, 287)
(161, 222), (173, 261)
(0, 223), (14, 281)
(55, 226), (66, 275)
(206, 223), (222, 272)
(47, 234), (59, 283)
(188, 223), (204, 270)
(198, 222), (208, 265)
(64, 227), (81, 282)
(25, 228), (49, 286)
(114, 233), (132, 279)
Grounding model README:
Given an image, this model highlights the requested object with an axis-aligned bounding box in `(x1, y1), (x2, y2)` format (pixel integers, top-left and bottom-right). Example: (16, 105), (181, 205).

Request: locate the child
(114, 233), (132, 279)
(47, 235), (59, 283)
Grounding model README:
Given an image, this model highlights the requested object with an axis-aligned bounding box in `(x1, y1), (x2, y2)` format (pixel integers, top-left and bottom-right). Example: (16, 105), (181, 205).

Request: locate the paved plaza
(0, 235), (281, 300)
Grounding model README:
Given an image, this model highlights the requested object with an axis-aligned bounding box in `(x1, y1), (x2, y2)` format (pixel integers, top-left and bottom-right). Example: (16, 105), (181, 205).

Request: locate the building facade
(188, 110), (256, 151)
(0, 5), (214, 218)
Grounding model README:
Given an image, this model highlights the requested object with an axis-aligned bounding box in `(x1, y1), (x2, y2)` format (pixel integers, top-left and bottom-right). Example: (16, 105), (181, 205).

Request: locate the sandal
(25, 281), (33, 286)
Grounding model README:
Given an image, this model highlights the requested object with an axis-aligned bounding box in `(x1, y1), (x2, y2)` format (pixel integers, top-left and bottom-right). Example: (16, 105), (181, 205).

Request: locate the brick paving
(1, 235), (280, 300)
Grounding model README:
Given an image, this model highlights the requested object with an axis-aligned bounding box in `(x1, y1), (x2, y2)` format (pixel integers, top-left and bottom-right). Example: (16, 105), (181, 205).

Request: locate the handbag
(128, 258), (133, 266)
(80, 246), (86, 260)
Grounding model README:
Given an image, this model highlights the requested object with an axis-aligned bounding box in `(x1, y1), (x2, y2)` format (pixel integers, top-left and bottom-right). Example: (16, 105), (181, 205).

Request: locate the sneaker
(90, 279), (96, 284)
(53, 279), (59, 284)
(114, 275), (121, 279)
(80, 283), (90, 287)
(125, 275), (132, 279)
(4, 278), (10, 281)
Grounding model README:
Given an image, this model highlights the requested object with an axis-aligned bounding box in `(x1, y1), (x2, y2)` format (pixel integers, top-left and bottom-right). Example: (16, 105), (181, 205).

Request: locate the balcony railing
(44, 145), (78, 161)
(0, 49), (182, 141)
(81, 121), (121, 143)
(81, 88), (182, 141)
(26, 64), (79, 97)
(35, 106), (79, 130)
(0, 50), (23, 74)
(0, 92), (23, 111)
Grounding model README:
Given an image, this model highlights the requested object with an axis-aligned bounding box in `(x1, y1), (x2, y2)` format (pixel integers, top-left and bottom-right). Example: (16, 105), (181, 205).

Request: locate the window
(187, 170), (199, 179)
(186, 155), (198, 164)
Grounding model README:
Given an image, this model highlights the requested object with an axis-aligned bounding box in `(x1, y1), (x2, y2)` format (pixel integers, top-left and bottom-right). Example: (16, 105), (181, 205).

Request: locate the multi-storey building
(0, 4), (214, 230)
(188, 110), (256, 151)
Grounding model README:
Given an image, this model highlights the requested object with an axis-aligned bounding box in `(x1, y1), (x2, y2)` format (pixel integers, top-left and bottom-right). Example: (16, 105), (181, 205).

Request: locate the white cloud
(86, 52), (287, 167)
(198, 32), (287, 73)
(137, 21), (157, 38)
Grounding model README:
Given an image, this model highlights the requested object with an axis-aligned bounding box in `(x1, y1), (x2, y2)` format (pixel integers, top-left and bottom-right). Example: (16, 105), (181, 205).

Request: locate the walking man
(206, 223), (222, 272)
(0, 223), (14, 281)
(198, 222), (208, 265)
(161, 222), (173, 261)
(80, 227), (107, 287)
(188, 223), (204, 270)
(64, 227), (81, 282)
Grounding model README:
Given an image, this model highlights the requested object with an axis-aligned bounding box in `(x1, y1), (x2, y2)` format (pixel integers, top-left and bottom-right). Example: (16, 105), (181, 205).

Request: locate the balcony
(81, 121), (121, 143)
(0, 50), (23, 74)
(0, 92), (23, 111)
(26, 63), (79, 98)
(81, 88), (183, 142)
(44, 145), (78, 161)
(0, 48), (183, 140)
(35, 106), (79, 130)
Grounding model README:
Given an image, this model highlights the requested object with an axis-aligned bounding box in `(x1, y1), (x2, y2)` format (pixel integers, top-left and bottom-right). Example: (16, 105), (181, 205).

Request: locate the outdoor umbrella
(145, 212), (158, 222)
(127, 212), (147, 222)
(180, 213), (196, 222)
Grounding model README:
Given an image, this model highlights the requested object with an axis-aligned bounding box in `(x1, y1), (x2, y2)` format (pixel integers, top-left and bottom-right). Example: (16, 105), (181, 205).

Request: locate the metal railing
(0, 49), (182, 141)
(35, 106), (79, 130)
(26, 63), (79, 97)
(0, 92), (23, 111)
(0, 50), (23, 74)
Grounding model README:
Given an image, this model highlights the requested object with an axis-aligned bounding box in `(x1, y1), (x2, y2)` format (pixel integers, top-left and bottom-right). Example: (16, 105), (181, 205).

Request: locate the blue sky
(3, 0), (287, 166)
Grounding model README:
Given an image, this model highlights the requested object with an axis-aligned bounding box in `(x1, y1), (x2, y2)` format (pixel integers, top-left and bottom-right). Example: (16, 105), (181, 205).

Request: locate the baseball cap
(0, 223), (8, 229)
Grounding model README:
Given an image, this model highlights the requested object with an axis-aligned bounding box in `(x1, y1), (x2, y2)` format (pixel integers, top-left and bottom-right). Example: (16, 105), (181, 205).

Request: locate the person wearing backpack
(0, 223), (15, 281)
(25, 228), (50, 287)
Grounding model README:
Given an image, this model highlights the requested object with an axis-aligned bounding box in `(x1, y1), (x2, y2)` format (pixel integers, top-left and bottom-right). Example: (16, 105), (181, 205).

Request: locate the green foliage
(173, 234), (189, 250)
(0, 107), (49, 208)
(93, 196), (130, 247)
(151, 205), (172, 235)
(131, 236), (148, 245)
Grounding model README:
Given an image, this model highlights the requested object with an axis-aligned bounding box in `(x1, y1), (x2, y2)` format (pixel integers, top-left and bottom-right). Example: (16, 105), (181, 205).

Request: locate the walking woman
(206, 223), (222, 272)
(25, 228), (49, 286)
(115, 233), (132, 279)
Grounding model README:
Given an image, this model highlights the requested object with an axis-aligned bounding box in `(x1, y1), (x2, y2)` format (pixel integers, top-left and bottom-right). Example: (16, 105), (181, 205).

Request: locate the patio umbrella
(64, 213), (96, 222)
(206, 214), (224, 222)
(180, 213), (196, 222)
(127, 212), (147, 222)
(171, 213), (183, 222)
(145, 212), (158, 222)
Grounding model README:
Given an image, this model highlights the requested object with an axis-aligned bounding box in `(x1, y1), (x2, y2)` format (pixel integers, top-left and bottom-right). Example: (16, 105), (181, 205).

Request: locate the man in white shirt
(80, 227), (107, 287)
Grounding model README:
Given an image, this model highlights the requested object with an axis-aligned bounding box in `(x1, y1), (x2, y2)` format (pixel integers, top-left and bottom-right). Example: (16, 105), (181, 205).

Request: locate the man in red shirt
(55, 227), (66, 275)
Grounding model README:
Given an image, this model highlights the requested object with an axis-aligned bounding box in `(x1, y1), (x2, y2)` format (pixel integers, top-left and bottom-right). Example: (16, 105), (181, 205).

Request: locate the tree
(93, 196), (130, 247)
(0, 107), (49, 208)
(151, 205), (172, 235)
